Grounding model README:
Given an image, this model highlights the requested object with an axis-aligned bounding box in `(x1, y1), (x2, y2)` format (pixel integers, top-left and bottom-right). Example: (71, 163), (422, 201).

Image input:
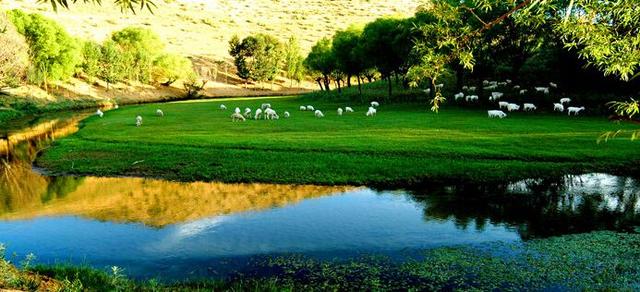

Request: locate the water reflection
(404, 173), (640, 239)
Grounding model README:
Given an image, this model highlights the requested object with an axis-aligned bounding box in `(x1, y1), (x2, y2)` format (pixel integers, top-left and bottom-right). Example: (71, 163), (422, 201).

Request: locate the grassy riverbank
(2, 231), (639, 291)
(35, 95), (640, 185)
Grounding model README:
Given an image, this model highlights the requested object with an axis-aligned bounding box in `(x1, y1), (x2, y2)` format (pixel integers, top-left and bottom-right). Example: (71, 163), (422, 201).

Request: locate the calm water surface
(0, 112), (638, 279)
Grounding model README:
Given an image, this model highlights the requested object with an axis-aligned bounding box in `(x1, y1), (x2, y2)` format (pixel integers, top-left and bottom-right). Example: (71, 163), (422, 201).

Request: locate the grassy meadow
(35, 95), (640, 185)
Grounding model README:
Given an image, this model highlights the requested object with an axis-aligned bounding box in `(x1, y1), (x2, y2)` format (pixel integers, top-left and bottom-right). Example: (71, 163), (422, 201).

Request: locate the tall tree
(304, 37), (335, 91)
(360, 18), (405, 99)
(284, 36), (305, 87)
(332, 26), (367, 95)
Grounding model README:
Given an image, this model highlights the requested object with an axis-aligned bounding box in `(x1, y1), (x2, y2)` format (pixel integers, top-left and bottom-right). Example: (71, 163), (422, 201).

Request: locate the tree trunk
(357, 75), (362, 96)
(316, 78), (324, 91)
(337, 79), (342, 93)
(323, 75), (331, 91)
(347, 74), (352, 87)
(387, 75), (392, 100)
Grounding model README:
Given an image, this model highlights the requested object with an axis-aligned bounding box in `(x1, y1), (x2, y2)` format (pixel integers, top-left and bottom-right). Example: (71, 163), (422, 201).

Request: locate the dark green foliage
(7, 9), (80, 87)
(228, 34), (284, 86)
(304, 37), (334, 91)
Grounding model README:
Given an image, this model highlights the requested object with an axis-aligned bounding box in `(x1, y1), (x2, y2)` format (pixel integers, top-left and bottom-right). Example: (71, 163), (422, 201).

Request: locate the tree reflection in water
(403, 174), (640, 239)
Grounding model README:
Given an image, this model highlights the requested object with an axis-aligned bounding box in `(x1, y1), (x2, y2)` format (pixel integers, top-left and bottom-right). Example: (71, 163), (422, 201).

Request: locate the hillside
(1, 0), (420, 61)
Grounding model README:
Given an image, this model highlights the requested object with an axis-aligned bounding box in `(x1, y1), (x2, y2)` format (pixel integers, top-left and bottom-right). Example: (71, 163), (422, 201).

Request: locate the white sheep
(484, 85), (498, 90)
(454, 92), (465, 101)
(337, 108), (343, 116)
(244, 108), (252, 118)
(507, 103), (520, 112)
(435, 83), (444, 89)
(567, 106), (585, 116)
(462, 86), (468, 91)
(498, 101), (510, 109)
(220, 104), (227, 110)
(483, 80), (490, 86)
(254, 108), (263, 120)
(513, 85), (521, 90)
(231, 112), (246, 122)
(314, 110), (324, 118)
(549, 82), (558, 88)
(465, 95), (479, 102)
(264, 108), (278, 120)
(519, 89), (528, 95)
(467, 86), (476, 92)
(306, 105), (315, 111)
(523, 103), (537, 111)
(156, 109), (164, 117)
(284, 111), (290, 118)
(299, 105), (307, 111)
(553, 103), (565, 112)
(506, 79), (512, 84)
(498, 81), (508, 87)
(366, 106), (377, 117)
(96, 109), (104, 118)
(559, 98), (571, 105)
(235, 107), (241, 114)
(114, 104), (119, 109)
(535, 87), (550, 94)
(345, 107), (354, 113)
(489, 92), (503, 101)
(371, 101), (380, 107)
(423, 88), (431, 94)
(261, 103), (271, 110)
(488, 110), (507, 118)
(135, 115), (143, 127)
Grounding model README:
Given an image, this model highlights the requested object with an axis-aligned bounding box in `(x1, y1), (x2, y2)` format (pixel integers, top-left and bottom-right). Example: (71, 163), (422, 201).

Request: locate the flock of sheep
(220, 101), (380, 122)
(438, 79), (586, 119)
(94, 101), (382, 126)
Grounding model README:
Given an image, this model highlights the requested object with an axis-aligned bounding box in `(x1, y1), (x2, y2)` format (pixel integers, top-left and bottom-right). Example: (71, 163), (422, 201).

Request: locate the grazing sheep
(306, 105), (315, 111)
(244, 108), (252, 118)
(254, 108), (263, 120)
(483, 80), (489, 86)
(523, 103), (537, 111)
(498, 101), (510, 109)
(371, 101), (380, 107)
(507, 103), (520, 112)
(467, 86), (476, 92)
(462, 86), (468, 91)
(506, 79), (512, 84)
(484, 85), (498, 90)
(366, 106), (377, 117)
(513, 85), (521, 90)
(553, 103), (565, 112)
(96, 109), (104, 118)
(519, 89), (528, 95)
(220, 104), (227, 110)
(235, 107), (241, 114)
(498, 81), (508, 87)
(231, 112), (246, 122)
(559, 98), (571, 105)
(423, 88), (431, 94)
(488, 110), (507, 118)
(337, 108), (343, 116)
(299, 105), (307, 111)
(156, 109), (164, 117)
(435, 83), (444, 89)
(314, 110), (324, 118)
(535, 87), (550, 94)
(261, 103), (271, 110)
(284, 111), (290, 118)
(567, 106), (585, 115)
(549, 82), (558, 88)
(264, 108), (278, 120)
(465, 95), (479, 102)
(135, 116), (143, 127)
(489, 92), (503, 101)
(454, 92), (465, 101)
(345, 107), (354, 113)
(114, 104), (119, 109)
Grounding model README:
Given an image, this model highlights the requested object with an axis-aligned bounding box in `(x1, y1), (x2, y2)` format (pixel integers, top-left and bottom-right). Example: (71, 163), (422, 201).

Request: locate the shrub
(0, 12), (29, 88)
(99, 40), (126, 89)
(80, 40), (102, 82)
(7, 9), (80, 87)
(151, 53), (193, 86)
(110, 27), (164, 83)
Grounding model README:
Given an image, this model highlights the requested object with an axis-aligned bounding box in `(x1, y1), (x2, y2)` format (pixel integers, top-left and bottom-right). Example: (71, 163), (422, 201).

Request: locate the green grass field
(35, 96), (640, 185)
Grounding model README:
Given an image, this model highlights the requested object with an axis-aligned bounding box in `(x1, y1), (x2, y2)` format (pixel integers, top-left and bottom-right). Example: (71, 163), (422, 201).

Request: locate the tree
(8, 9), (80, 89)
(80, 40), (102, 82)
(332, 26), (366, 94)
(360, 17), (406, 99)
(283, 36), (305, 87)
(111, 27), (164, 83)
(229, 34), (284, 88)
(0, 12), (29, 88)
(42, 0), (156, 14)
(151, 54), (194, 86)
(304, 37), (335, 91)
(99, 40), (125, 90)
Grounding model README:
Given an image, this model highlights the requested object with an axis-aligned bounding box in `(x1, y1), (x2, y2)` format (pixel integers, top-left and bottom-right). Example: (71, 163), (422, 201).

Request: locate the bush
(110, 27), (164, 83)
(7, 9), (80, 87)
(98, 40), (126, 89)
(0, 12), (29, 88)
(151, 53), (193, 85)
